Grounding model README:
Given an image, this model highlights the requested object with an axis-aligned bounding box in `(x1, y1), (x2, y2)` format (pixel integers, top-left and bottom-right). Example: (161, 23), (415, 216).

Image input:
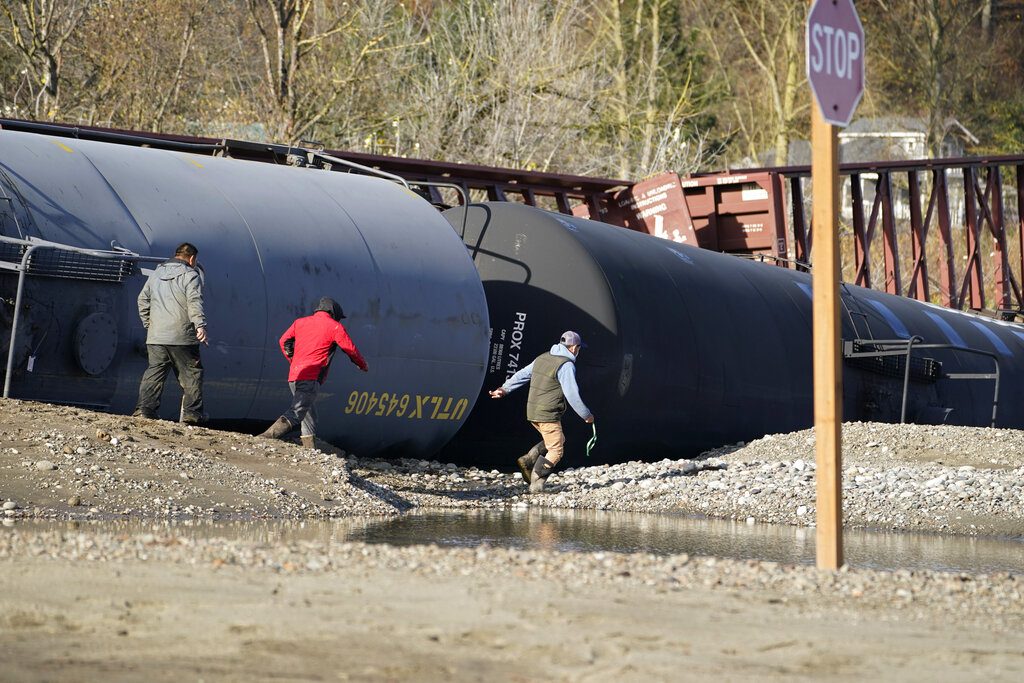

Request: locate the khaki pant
(531, 421), (564, 465)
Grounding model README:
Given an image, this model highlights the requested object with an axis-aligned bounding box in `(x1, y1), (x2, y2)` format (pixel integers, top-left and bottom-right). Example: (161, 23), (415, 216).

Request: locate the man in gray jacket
(489, 330), (594, 493)
(133, 242), (208, 424)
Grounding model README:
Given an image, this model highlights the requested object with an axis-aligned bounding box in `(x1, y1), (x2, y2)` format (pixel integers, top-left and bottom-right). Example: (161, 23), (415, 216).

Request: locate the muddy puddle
(8, 508), (1023, 574)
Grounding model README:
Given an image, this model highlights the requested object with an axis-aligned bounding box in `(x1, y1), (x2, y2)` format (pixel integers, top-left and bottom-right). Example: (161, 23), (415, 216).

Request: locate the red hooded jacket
(279, 310), (367, 382)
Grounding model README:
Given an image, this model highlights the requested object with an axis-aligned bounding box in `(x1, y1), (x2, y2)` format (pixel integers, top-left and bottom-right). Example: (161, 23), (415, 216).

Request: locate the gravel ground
(3, 399), (1024, 680)
(0, 529), (1021, 629)
(3, 531), (1022, 682)
(0, 399), (406, 520)
(2, 399), (1024, 538)
(352, 421), (1024, 537)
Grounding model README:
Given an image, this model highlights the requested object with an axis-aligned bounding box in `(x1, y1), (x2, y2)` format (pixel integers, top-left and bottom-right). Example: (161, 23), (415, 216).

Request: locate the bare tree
(69, 0), (207, 131)
(246, 0), (339, 141)
(592, 0), (714, 177)
(309, 0), (425, 150)
(0, 0), (91, 120)
(686, 0), (807, 166)
(395, 0), (600, 173)
(242, 0), (421, 143)
(863, 0), (987, 157)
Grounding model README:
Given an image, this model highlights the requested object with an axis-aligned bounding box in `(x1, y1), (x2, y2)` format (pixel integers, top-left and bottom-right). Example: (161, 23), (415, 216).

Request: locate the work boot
(301, 435), (318, 450)
(181, 412), (207, 426)
(259, 416), (295, 439)
(529, 456), (555, 494)
(516, 441), (546, 483)
(132, 407), (157, 420)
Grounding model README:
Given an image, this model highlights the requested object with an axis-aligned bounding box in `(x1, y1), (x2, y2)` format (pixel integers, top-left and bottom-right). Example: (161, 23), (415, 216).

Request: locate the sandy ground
(2, 398), (1024, 681)
(1, 554), (1023, 682)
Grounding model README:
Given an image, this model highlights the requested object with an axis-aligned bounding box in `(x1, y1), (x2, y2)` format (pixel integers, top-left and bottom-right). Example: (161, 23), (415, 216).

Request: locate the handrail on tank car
(995, 308), (1024, 322)
(0, 118), (223, 154)
(735, 252), (812, 271)
(1, 235), (165, 399)
(406, 181), (470, 236)
(314, 152), (410, 189)
(843, 337), (1000, 428)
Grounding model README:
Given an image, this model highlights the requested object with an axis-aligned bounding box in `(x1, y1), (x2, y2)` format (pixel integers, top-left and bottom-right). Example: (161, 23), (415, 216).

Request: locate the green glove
(585, 423), (597, 457)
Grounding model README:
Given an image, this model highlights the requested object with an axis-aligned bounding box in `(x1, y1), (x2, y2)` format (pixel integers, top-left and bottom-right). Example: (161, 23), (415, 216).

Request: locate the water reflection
(8, 509), (1023, 574)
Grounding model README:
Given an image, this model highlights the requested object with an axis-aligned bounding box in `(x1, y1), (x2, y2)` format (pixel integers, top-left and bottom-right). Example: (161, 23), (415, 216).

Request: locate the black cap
(314, 296), (345, 320)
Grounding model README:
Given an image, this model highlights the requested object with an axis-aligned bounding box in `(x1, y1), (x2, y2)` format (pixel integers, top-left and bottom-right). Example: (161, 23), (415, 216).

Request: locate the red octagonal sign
(806, 0), (865, 127)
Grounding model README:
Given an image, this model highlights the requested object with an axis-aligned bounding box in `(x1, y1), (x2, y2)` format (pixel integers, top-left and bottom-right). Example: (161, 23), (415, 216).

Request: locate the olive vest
(526, 352), (572, 422)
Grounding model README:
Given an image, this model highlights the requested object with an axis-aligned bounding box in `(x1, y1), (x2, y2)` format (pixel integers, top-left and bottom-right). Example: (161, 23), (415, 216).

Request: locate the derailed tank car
(439, 202), (1024, 467)
(0, 129), (490, 457)
(4, 125), (1024, 468)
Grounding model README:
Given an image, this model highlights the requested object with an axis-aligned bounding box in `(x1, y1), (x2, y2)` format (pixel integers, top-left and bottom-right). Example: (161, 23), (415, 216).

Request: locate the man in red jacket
(259, 297), (368, 447)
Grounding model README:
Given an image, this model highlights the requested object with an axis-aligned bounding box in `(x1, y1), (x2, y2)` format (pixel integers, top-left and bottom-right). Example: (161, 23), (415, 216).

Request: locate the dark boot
(260, 416), (295, 439)
(516, 441), (547, 483)
(529, 456), (555, 494)
(132, 407), (157, 419)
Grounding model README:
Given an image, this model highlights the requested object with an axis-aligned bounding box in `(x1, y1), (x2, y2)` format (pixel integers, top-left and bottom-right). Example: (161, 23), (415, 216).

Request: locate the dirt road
(2, 550), (1022, 682)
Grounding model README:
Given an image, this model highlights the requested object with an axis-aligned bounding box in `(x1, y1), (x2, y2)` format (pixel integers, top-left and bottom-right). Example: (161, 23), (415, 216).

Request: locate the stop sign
(806, 0), (865, 127)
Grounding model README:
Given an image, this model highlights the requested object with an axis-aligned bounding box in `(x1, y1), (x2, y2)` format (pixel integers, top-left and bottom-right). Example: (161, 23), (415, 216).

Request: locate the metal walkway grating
(0, 243), (133, 282)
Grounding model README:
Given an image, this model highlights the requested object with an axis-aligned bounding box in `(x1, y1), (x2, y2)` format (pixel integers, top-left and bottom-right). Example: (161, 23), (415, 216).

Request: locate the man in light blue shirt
(490, 331), (594, 492)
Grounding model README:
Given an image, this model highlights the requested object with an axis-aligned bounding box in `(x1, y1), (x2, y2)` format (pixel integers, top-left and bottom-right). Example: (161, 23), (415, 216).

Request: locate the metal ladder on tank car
(837, 284), (1000, 427)
(841, 337), (1000, 427)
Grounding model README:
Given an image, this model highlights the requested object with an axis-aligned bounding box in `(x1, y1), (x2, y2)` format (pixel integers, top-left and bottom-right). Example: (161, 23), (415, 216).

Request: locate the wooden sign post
(806, 0), (865, 569)
(810, 106), (843, 569)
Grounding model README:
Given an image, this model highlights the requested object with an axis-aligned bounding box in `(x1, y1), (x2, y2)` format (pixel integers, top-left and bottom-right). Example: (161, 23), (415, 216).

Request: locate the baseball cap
(560, 330), (584, 347)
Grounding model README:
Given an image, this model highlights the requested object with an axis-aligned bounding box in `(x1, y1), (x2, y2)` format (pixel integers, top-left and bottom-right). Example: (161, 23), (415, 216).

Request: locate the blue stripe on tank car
(1012, 330), (1024, 346)
(796, 282), (812, 300)
(969, 320), (1012, 357)
(924, 311), (967, 347)
(866, 300), (910, 339)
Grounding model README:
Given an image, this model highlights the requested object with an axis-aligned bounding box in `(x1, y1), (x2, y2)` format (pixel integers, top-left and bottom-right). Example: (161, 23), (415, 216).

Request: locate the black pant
(135, 344), (204, 419)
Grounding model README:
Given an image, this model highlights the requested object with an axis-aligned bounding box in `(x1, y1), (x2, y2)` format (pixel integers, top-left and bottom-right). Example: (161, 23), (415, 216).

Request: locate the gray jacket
(138, 258), (206, 345)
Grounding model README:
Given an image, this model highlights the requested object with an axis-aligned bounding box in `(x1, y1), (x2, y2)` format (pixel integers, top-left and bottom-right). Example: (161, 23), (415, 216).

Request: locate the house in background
(837, 116), (979, 162)
(759, 117), (984, 228)
(758, 116), (980, 167)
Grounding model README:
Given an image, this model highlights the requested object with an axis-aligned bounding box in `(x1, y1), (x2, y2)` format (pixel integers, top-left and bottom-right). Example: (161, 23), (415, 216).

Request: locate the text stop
(808, 23), (861, 80)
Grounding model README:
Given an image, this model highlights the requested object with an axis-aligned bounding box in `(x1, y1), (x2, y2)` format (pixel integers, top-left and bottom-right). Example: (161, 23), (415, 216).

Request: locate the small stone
(88, 507), (100, 514)
(95, 429), (110, 441)
(796, 505), (808, 516)
(2, 501), (17, 511)
(67, 495), (81, 507)
(35, 460), (57, 471)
